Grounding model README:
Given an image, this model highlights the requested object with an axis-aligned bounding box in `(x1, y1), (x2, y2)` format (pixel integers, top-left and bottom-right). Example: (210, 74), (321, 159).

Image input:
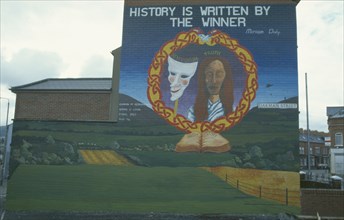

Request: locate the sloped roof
(327, 106), (344, 118)
(330, 109), (344, 119)
(11, 78), (112, 92)
(299, 133), (325, 143)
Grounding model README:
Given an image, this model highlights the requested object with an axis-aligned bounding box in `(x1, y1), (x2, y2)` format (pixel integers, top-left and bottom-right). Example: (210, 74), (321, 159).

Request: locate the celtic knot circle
(147, 29), (258, 133)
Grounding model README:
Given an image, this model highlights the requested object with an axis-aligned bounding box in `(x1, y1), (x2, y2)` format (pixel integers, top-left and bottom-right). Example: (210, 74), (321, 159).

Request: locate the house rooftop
(327, 106), (344, 118)
(11, 78), (112, 92)
(330, 109), (344, 119)
(299, 134), (325, 143)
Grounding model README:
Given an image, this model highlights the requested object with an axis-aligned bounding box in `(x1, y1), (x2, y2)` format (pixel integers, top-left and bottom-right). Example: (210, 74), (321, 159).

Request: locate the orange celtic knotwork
(147, 29), (258, 133)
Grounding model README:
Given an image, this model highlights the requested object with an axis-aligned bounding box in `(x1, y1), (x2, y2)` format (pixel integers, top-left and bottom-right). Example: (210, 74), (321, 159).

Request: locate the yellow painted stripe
(79, 150), (132, 166)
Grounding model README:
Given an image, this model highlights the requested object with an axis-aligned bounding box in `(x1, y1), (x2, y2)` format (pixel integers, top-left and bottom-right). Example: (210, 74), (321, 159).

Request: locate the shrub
(45, 135), (56, 144)
(243, 162), (256, 169)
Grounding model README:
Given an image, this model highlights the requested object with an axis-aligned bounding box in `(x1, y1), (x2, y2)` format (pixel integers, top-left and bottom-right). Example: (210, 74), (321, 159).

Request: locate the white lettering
(170, 17), (193, 27)
(258, 103), (298, 109)
(255, 6), (270, 16)
(129, 7), (138, 17)
(200, 6), (249, 16)
(263, 6), (271, 15)
(129, 7), (176, 17)
(269, 28), (280, 36)
(202, 17), (246, 27)
(246, 29), (265, 34)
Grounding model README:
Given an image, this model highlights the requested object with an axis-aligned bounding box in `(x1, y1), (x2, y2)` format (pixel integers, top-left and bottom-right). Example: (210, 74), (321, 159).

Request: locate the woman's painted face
(168, 56), (198, 101)
(204, 60), (226, 95)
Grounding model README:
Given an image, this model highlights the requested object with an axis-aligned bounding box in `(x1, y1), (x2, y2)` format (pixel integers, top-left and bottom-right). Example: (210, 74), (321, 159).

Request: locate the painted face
(168, 56), (198, 101)
(205, 60), (226, 95)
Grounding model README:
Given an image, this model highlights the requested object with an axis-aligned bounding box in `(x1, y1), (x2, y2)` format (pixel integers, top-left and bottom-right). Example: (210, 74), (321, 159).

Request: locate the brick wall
(328, 117), (344, 147)
(301, 189), (344, 217)
(15, 92), (111, 121)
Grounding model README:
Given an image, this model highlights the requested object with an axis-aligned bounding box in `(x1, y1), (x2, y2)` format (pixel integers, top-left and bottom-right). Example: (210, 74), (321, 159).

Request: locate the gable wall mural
(6, 0), (300, 216)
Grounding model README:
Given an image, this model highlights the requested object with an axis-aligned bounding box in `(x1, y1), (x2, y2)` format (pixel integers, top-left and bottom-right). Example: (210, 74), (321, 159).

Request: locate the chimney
(109, 47), (121, 122)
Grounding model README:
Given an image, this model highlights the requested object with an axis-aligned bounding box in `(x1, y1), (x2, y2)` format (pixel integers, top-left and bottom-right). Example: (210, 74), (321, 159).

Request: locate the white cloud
(0, 48), (64, 125)
(297, 1), (344, 132)
(1, 1), (123, 77)
(80, 55), (113, 78)
(0, 1), (124, 125)
(1, 48), (64, 87)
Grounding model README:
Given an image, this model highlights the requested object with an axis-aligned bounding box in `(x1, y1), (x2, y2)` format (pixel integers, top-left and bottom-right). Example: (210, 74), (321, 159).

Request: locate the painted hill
(118, 93), (171, 126)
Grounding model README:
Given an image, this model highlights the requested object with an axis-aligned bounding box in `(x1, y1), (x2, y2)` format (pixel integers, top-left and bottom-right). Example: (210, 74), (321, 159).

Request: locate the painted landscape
(9, 94), (299, 172)
(6, 95), (300, 215)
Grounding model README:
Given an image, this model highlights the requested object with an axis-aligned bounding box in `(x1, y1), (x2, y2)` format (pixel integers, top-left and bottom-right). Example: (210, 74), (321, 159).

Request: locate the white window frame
(299, 146), (305, 154)
(335, 132), (343, 147)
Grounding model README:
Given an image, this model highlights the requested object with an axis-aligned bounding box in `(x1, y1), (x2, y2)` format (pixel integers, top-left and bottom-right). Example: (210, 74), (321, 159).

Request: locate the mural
(119, 0), (299, 167)
(147, 29), (257, 153)
(6, 0), (300, 216)
(117, 0), (300, 212)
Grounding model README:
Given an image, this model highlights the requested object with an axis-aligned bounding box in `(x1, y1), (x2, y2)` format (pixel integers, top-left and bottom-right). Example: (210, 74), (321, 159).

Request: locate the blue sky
(0, 0), (343, 132)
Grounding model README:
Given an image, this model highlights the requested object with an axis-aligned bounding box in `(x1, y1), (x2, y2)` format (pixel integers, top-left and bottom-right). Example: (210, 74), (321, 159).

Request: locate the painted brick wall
(14, 92), (111, 121)
(301, 189), (344, 217)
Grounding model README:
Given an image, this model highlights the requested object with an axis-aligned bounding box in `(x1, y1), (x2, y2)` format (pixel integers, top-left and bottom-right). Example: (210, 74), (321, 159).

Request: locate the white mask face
(167, 56), (198, 101)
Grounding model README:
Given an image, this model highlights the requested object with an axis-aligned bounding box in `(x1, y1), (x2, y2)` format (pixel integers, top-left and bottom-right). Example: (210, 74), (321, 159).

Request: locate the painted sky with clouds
(0, 0), (343, 132)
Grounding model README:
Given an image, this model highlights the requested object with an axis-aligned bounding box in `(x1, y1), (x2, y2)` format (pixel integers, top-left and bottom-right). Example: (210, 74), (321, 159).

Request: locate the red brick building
(11, 78), (114, 122)
(327, 107), (344, 148)
(299, 133), (330, 170)
(10, 48), (121, 123)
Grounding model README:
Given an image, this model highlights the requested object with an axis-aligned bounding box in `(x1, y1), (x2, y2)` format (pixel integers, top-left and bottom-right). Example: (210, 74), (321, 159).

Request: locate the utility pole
(305, 73), (311, 179)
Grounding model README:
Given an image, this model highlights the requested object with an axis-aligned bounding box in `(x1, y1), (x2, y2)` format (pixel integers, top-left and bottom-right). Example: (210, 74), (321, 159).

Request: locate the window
(299, 146), (305, 154)
(335, 132), (343, 147)
(315, 147), (320, 155)
(300, 158), (307, 166)
(323, 157), (329, 165)
(310, 157), (315, 166)
(322, 147), (328, 155)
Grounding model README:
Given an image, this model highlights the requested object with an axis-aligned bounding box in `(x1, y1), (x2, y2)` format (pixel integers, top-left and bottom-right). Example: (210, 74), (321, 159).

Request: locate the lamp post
(0, 97), (10, 186)
(305, 73), (311, 180)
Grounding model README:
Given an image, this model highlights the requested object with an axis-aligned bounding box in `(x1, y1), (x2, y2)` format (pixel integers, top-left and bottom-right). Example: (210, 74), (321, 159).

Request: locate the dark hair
(194, 57), (234, 122)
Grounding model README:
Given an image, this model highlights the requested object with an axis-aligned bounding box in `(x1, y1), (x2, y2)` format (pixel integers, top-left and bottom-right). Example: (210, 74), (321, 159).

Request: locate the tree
(46, 135), (55, 144)
(249, 145), (263, 158)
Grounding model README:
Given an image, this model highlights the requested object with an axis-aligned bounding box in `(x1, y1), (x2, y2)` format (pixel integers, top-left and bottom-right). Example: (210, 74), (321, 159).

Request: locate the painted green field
(6, 165), (299, 215)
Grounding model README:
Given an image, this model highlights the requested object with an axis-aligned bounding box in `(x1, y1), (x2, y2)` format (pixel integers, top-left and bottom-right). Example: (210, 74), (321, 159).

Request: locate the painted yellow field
(79, 150), (132, 166)
(203, 166), (300, 207)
